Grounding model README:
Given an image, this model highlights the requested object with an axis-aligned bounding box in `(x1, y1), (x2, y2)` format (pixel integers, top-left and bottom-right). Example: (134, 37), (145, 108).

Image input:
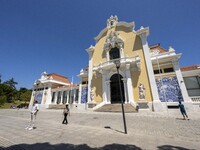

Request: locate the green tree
(20, 90), (32, 102)
(0, 95), (7, 106)
(0, 84), (15, 103)
(3, 78), (18, 89)
(0, 74), (2, 83)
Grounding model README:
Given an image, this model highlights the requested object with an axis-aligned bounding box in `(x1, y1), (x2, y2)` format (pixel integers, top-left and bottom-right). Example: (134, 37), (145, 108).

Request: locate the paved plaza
(0, 108), (200, 150)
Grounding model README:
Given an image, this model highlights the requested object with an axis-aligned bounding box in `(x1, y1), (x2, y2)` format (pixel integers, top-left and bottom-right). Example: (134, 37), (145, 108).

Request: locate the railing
(191, 96), (200, 103)
(93, 56), (139, 70)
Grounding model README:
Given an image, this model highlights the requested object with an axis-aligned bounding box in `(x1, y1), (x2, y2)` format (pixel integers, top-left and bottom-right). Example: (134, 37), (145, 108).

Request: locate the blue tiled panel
(35, 92), (43, 104)
(81, 87), (88, 103)
(156, 76), (183, 102)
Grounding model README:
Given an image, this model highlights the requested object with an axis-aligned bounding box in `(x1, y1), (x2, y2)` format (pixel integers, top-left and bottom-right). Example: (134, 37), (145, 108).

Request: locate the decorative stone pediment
(150, 49), (160, 56)
(103, 31), (124, 51)
(107, 15), (118, 29)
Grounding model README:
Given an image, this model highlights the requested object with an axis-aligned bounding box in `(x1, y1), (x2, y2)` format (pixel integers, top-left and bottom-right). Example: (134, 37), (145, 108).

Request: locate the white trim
(173, 61), (191, 102)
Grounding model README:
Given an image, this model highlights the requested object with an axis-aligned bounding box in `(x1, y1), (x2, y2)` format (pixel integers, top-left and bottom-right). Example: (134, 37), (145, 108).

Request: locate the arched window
(109, 47), (120, 60)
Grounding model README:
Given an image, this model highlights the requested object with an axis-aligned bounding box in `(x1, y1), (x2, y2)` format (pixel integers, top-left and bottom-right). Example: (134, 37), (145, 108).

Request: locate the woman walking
(62, 104), (70, 124)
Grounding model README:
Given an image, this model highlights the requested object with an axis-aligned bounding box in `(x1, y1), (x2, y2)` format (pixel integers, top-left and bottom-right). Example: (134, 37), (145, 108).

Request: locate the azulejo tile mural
(81, 87), (88, 103)
(35, 92), (43, 104)
(156, 76), (183, 102)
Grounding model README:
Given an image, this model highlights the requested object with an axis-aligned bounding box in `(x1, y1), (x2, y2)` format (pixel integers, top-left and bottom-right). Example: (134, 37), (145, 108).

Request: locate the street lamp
(114, 59), (127, 134)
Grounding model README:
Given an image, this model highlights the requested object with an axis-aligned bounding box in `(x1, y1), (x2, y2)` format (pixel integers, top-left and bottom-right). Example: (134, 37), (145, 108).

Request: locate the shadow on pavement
(0, 143), (142, 150)
(104, 126), (125, 134)
(0, 143), (195, 150)
(158, 145), (195, 150)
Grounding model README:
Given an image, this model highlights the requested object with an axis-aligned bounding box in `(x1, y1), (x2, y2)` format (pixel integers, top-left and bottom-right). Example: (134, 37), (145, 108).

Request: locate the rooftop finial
(107, 15), (118, 29)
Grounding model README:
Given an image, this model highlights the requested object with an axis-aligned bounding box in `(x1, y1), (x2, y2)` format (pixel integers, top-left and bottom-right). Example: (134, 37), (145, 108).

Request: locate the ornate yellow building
(78, 16), (193, 112)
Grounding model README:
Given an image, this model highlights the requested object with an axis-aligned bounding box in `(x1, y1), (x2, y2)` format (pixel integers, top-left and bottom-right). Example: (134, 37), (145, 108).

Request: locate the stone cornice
(136, 26), (149, 38)
(86, 45), (95, 54)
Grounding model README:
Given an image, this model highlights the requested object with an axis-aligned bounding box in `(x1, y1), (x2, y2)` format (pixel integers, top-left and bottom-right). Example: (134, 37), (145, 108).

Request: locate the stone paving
(0, 109), (200, 150)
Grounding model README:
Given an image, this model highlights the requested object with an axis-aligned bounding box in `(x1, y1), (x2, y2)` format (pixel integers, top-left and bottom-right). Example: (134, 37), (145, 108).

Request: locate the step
(95, 104), (137, 113)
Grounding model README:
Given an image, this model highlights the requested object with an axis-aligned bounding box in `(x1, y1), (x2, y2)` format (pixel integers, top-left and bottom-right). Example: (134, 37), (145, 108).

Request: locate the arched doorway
(110, 74), (125, 103)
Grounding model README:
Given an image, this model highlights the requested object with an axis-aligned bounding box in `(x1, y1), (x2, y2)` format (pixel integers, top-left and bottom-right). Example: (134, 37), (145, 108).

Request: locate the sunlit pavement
(0, 109), (200, 150)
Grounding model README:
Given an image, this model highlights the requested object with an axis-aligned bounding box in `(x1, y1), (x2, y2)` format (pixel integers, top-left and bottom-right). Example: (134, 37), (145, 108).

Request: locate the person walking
(25, 100), (39, 130)
(178, 101), (189, 120)
(62, 104), (70, 124)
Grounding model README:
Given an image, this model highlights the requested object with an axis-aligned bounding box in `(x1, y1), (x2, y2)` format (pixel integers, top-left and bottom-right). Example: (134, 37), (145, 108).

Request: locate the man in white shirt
(25, 100), (39, 130)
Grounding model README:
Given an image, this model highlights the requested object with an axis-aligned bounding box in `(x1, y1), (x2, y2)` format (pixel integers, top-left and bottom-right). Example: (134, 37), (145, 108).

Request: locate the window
(51, 92), (56, 102)
(82, 81), (87, 84)
(184, 76), (200, 96)
(164, 68), (174, 73)
(57, 91), (61, 104)
(109, 47), (120, 60)
(62, 91), (68, 104)
(154, 69), (162, 74)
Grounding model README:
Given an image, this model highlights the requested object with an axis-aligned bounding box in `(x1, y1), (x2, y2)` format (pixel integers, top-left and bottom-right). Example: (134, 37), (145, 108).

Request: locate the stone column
(60, 91), (63, 104)
(86, 45), (95, 103)
(73, 89), (76, 104)
(106, 80), (111, 103)
(78, 84), (82, 104)
(125, 64), (135, 104)
(66, 91), (69, 104)
(173, 61), (191, 102)
(102, 73), (107, 103)
(45, 84), (52, 105)
(54, 91), (58, 104)
(122, 78), (128, 103)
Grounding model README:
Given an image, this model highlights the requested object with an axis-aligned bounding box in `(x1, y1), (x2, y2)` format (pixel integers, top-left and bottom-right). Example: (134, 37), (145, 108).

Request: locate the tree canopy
(0, 76), (31, 106)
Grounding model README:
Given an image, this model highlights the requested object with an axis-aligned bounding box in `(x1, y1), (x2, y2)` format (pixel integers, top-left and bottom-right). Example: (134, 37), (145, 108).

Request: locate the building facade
(29, 72), (79, 109)
(30, 16), (199, 112)
(78, 16), (194, 112)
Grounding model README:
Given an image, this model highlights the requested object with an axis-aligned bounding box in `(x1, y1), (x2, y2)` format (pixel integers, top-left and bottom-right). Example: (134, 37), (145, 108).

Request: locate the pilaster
(122, 78), (128, 103)
(102, 73), (107, 103)
(78, 84), (82, 104)
(106, 80), (111, 103)
(86, 45), (95, 103)
(137, 27), (160, 102)
(125, 63), (135, 104)
(173, 61), (191, 102)
(137, 27), (165, 112)
(45, 84), (52, 105)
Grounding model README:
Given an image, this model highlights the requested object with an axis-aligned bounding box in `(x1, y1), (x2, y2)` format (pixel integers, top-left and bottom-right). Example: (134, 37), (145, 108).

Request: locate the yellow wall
(91, 75), (102, 103)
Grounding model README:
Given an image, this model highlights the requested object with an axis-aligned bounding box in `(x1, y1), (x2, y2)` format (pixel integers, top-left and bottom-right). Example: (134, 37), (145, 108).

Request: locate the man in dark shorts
(178, 101), (189, 120)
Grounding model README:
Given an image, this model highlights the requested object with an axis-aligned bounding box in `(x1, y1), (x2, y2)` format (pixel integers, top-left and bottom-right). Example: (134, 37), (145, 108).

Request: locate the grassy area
(0, 101), (29, 109)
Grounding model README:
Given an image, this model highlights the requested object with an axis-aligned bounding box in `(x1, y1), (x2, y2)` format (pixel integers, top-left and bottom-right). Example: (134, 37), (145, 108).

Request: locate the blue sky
(0, 0), (199, 89)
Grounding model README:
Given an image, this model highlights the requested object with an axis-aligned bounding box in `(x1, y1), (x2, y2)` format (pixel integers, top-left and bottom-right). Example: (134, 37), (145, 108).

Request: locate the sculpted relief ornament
(90, 87), (95, 102)
(103, 31), (124, 52)
(138, 83), (146, 100)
